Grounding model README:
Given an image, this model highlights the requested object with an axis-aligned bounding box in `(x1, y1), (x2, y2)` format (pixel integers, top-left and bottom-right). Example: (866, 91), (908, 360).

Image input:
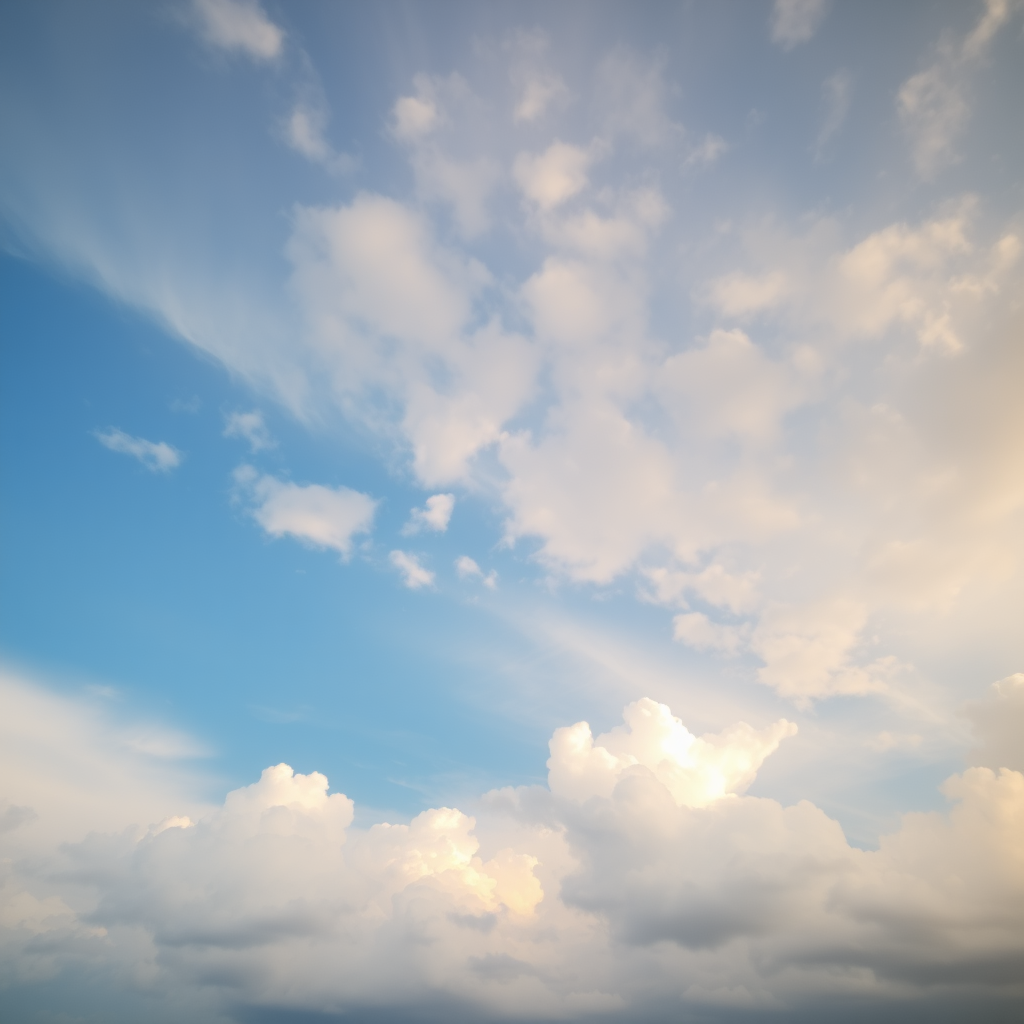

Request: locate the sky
(0, 0), (1023, 1020)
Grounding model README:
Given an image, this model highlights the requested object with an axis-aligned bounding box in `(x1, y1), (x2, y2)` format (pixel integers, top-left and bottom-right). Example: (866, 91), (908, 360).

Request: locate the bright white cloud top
(0, 0), (1022, 1021)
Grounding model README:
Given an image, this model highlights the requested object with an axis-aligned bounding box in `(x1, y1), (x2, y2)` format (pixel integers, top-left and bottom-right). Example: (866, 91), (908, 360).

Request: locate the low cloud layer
(2, 675), (1024, 1019)
(2, 677), (1022, 1022)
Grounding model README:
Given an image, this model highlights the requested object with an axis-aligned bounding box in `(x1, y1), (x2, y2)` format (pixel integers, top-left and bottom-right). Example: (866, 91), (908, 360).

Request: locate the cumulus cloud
(95, 427), (182, 472)
(190, 0), (283, 61)
(390, 549), (435, 589)
(770, 0), (827, 50)
(513, 140), (596, 211)
(5, 691), (1023, 1020)
(223, 409), (274, 452)
(403, 493), (455, 534)
(235, 466), (376, 558)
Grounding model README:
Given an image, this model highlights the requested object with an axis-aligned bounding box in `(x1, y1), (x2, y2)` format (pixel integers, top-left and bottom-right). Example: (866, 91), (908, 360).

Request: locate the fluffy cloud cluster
(5, 1), (1022, 706)
(3, 687), (1022, 1021)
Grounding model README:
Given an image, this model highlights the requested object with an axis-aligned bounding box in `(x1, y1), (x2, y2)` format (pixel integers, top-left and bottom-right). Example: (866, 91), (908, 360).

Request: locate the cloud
(403, 493), (455, 534)
(282, 102), (355, 174)
(684, 133), (727, 168)
(6, 691), (1023, 1019)
(965, 673), (1024, 772)
(770, 0), (827, 50)
(390, 549), (435, 589)
(513, 140), (595, 211)
(813, 69), (851, 159)
(95, 428), (182, 472)
(190, 0), (284, 61)
(235, 466), (377, 558)
(223, 409), (274, 452)
(455, 555), (497, 589)
(898, 0), (1019, 177)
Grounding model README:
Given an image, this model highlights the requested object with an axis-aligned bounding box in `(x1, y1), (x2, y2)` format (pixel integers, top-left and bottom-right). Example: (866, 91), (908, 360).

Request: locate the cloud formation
(235, 466), (376, 558)
(3, 685), (1023, 1021)
(95, 428), (182, 472)
(190, 0), (283, 61)
(404, 493), (455, 534)
(223, 409), (274, 452)
(390, 549), (435, 589)
(770, 0), (827, 50)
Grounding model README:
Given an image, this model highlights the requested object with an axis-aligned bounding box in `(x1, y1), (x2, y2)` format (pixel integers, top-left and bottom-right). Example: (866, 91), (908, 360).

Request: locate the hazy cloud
(190, 0), (284, 61)
(95, 428), (182, 472)
(770, 0), (827, 50)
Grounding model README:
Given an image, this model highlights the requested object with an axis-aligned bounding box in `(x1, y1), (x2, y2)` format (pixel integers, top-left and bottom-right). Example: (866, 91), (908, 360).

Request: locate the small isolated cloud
(190, 0), (283, 61)
(455, 555), (497, 589)
(95, 428), (182, 472)
(770, 0), (827, 50)
(235, 466), (376, 559)
(684, 133), (727, 168)
(224, 410), (274, 452)
(392, 89), (440, 143)
(813, 70), (851, 160)
(390, 550), (435, 589)
(283, 102), (356, 174)
(513, 141), (595, 211)
(403, 493), (455, 534)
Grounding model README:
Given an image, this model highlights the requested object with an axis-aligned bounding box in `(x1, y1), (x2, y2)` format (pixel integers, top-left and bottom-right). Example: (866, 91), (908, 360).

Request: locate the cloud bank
(2, 678), (1022, 1021)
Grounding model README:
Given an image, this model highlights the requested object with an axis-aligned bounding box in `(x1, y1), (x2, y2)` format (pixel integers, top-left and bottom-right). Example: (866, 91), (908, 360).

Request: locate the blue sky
(1, 1), (1023, 1021)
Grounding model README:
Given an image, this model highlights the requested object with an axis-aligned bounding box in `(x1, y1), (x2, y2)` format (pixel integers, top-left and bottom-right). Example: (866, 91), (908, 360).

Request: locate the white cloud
(513, 140), (595, 211)
(965, 673), (1024, 772)
(223, 409), (274, 452)
(190, 0), (283, 61)
(392, 83), (441, 142)
(898, 0), (1019, 177)
(750, 599), (893, 703)
(95, 427), (182, 472)
(770, 0), (827, 50)
(547, 698), (797, 806)
(404, 493), (455, 534)
(390, 549), (435, 589)
(235, 466), (376, 558)
(455, 555), (497, 589)
(283, 102), (355, 174)
(8, 692), (1023, 1018)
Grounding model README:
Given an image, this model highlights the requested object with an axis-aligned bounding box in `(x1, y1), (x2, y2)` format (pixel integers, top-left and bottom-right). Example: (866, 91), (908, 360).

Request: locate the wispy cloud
(95, 428), (182, 472)
(190, 0), (284, 61)
(898, 0), (1019, 177)
(390, 549), (435, 589)
(812, 70), (851, 160)
(403, 493), (455, 534)
(223, 409), (274, 452)
(455, 555), (497, 589)
(770, 0), (827, 50)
